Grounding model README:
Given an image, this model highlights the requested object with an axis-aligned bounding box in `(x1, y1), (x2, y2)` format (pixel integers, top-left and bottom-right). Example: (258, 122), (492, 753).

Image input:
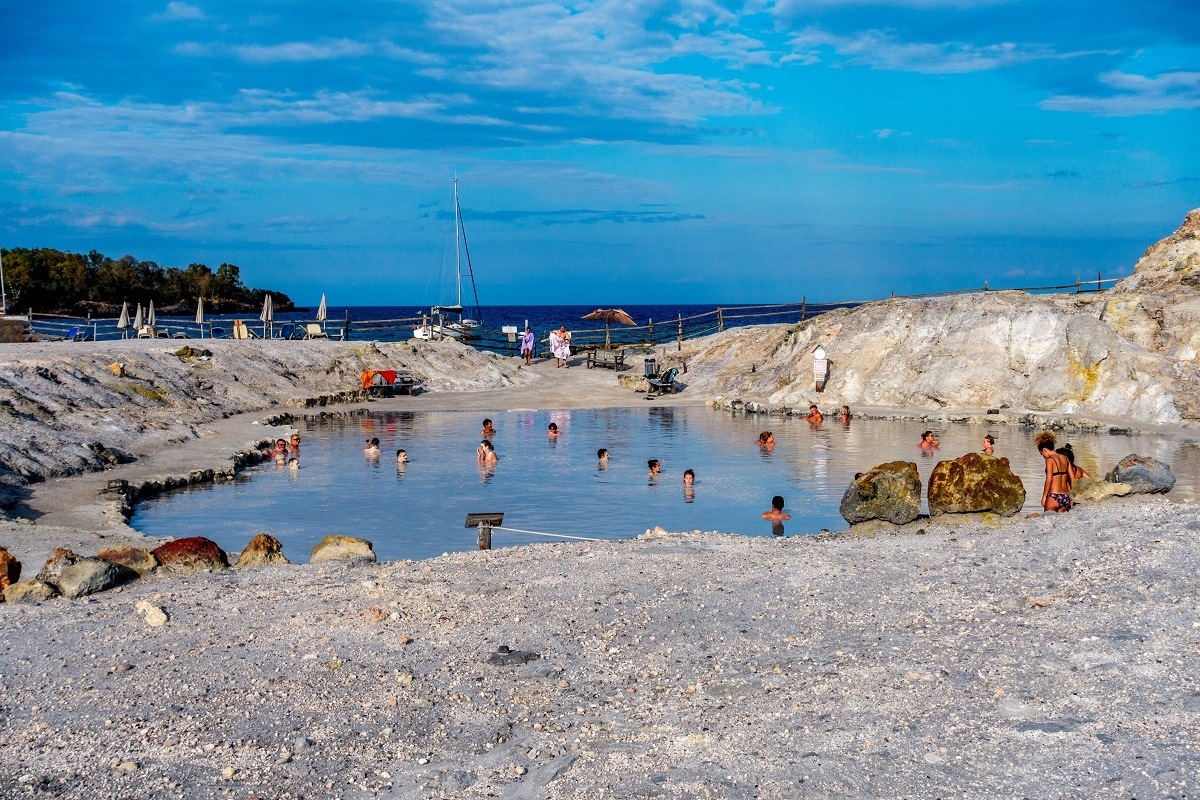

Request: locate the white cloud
(872, 128), (909, 139)
(1040, 70), (1200, 116)
(233, 39), (373, 63)
(151, 2), (206, 22)
(788, 27), (1110, 74)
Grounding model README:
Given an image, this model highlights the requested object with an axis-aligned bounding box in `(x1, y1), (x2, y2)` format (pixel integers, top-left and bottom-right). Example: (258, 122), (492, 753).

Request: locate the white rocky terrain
(671, 209), (1200, 427)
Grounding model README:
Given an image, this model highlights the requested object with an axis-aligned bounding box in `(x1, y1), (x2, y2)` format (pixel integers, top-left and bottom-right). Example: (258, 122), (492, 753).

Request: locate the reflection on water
(130, 408), (1199, 562)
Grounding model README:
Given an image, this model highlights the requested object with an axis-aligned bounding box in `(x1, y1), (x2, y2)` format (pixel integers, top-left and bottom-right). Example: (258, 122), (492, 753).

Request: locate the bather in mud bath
(806, 405), (824, 425)
(919, 430), (940, 455)
(757, 431), (775, 453)
(982, 434), (995, 456)
(1037, 431), (1074, 512)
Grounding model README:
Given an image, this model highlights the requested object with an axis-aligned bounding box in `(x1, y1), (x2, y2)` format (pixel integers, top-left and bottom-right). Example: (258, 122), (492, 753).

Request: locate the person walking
(519, 326), (535, 366)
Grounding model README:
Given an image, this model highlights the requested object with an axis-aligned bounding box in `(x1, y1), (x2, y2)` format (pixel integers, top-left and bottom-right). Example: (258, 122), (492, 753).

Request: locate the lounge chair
(232, 320), (258, 340)
(65, 326), (82, 342)
(210, 326), (227, 339)
(137, 326), (157, 339)
(275, 323), (296, 340)
(646, 367), (680, 398)
(305, 324), (329, 340)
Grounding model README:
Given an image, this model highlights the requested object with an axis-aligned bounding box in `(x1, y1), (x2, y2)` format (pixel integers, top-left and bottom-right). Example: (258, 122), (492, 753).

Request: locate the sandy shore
(1, 338), (1198, 798)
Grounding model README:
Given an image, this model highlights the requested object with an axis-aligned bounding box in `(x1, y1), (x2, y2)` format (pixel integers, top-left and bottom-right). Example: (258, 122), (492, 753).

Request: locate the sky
(1, 0), (1198, 306)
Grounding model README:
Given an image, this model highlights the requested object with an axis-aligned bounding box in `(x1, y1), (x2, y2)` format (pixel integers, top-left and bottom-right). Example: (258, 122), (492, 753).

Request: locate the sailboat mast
(454, 177), (462, 311)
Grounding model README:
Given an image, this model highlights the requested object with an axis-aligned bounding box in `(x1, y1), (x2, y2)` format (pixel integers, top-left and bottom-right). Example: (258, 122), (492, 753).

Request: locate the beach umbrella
(147, 300), (156, 328)
(582, 308), (636, 347)
(260, 293), (274, 338)
(133, 303), (143, 331)
(195, 297), (205, 338)
(117, 302), (130, 339)
(317, 293), (327, 332)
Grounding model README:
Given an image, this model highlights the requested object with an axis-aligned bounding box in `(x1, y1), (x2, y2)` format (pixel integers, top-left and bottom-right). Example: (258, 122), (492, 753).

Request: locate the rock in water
(3, 579), (59, 604)
(1104, 454), (1175, 494)
(0, 545), (21, 597)
(1072, 478), (1133, 503)
(236, 533), (291, 567)
(310, 535), (376, 564)
(56, 558), (124, 599)
(36, 547), (79, 585)
(839, 462), (922, 525)
(928, 453), (1026, 517)
(151, 537), (230, 572)
(98, 546), (159, 575)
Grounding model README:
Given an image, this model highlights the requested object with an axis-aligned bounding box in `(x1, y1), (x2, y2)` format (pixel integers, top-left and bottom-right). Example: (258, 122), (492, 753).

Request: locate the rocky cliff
(675, 208), (1200, 427)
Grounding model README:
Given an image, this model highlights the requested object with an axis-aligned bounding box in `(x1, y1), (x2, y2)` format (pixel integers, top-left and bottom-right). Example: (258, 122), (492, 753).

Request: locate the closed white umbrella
(133, 303), (143, 330)
(195, 297), (205, 338)
(260, 294), (273, 338)
(147, 300), (156, 328)
(317, 293), (327, 333)
(117, 302), (130, 339)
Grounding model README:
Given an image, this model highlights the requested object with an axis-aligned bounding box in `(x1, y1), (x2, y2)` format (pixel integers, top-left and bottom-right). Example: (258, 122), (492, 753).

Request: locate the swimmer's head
(683, 469), (695, 486)
(597, 448), (608, 459)
(771, 495), (785, 511)
(1035, 431), (1056, 452)
(396, 449), (408, 462)
(548, 423), (558, 432)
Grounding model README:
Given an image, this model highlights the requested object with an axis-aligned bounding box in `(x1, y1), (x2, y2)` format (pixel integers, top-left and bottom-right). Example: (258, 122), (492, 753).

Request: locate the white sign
(501, 326), (518, 334)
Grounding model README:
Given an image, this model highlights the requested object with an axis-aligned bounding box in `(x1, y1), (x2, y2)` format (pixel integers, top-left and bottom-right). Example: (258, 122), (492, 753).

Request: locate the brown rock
(839, 462), (922, 525)
(310, 535), (376, 565)
(151, 537), (229, 573)
(0, 545), (21, 598)
(3, 579), (59, 604)
(235, 533), (291, 567)
(98, 546), (159, 575)
(36, 547), (79, 585)
(928, 452), (1026, 517)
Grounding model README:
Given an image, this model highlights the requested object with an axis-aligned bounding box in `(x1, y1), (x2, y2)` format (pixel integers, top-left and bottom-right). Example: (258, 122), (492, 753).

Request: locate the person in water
(519, 326), (535, 366)
(757, 431), (775, 451)
(597, 448), (609, 469)
(839, 405), (852, 424)
(919, 431), (940, 453)
(683, 469), (695, 487)
(1037, 431), (1074, 512)
(480, 439), (498, 465)
(365, 437), (381, 457)
(547, 422), (562, 438)
(683, 469), (695, 502)
(762, 495), (791, 522)
(806, 405), (824, 424)
(647, 459), (661, 478)
(982, 434), (996, 456)
(290, 433), (301, 450)
(396, 449), (409, 464)
(481, 419), (496, 438)
(1057, 443), (1093, 482)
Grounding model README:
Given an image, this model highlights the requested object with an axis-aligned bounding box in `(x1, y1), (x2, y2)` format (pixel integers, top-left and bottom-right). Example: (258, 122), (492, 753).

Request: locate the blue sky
(1, 0), (1197, 305)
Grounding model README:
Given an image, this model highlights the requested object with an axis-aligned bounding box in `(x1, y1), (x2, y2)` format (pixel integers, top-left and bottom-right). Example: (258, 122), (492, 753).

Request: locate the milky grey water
(130, 408), (1197, 562)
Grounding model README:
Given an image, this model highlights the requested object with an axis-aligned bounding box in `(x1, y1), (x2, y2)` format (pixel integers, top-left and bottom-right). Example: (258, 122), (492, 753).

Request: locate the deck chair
(646, 367), (680, 398)
(276, 323), (296, 340)
(65, 326), (81, 342)
(210, 326), (227, 339)
(232, 320), (253, 340)
(137, 326), (157, 339)
(305, 323), (329, 339)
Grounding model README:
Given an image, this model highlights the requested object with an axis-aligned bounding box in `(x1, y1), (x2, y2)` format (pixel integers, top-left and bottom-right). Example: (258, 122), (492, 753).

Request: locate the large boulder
(840, 462), (922, 525)
(56, 558), (124, 599)
(36, 547), (79, 585)
(151, 537), (230, 573)
(928, 452), (1026, 517)
(0, 545), (21, 597)
(235, 533), (291, 567)
(98, 546), (159, 576)
(1072, 478), (1133, 503)
(3, 579), (59, 604)
(1104, 454), (1175, 494)
(310, 535), (376, 565)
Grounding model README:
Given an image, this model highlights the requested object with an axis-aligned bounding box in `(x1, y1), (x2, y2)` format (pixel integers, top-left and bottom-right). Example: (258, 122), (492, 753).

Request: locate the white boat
(413, 179), (482, 341)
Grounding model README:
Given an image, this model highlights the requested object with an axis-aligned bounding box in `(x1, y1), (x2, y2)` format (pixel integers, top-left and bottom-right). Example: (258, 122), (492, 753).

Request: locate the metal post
(648, 318), (654, 343)
(677, 313), (683, 350)
(1097, 270), (1102, 292)
(1075, 276), (1081, 294)
(800, 296), (806, 321)
(717, 308), (724, 332)
(0, 249), (7, 315)
(344, 309), (351, 341)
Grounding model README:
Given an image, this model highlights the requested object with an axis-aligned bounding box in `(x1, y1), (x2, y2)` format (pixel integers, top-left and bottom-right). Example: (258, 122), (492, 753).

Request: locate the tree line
(0, 248), (295, 315)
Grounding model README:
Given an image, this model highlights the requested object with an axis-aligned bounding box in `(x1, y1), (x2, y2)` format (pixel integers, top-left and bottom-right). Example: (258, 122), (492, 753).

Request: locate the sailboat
(413, 178), (482, 341)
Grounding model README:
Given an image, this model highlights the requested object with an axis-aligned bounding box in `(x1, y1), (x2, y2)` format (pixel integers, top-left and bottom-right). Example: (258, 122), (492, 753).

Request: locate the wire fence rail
(19, 275), (1119, 352)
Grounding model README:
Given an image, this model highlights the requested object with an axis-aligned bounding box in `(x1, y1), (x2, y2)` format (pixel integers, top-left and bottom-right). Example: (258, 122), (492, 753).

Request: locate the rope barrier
(490, 525), (603, 542)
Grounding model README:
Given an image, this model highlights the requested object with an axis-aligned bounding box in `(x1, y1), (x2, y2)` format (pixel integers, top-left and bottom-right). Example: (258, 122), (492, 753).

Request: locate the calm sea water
(130, 408), (1198, 562)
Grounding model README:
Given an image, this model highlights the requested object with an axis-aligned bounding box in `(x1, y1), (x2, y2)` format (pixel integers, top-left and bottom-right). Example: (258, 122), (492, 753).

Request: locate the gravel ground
(2, 496), (1196, 799)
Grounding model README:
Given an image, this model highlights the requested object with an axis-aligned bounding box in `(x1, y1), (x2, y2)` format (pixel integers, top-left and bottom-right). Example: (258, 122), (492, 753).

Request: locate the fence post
(800, 296), (806, 321)
(648, 318), (654, 343)
(717, 308), (724, 332)
(984, 281), (989, 291)
(344, 309), (351, 340)
(677, 313), (683, 350)
(1075, 276), (1081, 294)
(1097, 270), (1102, 292)
(477, 521), (493, 551)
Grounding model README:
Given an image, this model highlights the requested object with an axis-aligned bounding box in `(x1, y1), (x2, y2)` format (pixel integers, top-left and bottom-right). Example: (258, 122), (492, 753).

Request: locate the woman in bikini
(1036, 431), (1074, 512)
(1056, 443), (1093, 482)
